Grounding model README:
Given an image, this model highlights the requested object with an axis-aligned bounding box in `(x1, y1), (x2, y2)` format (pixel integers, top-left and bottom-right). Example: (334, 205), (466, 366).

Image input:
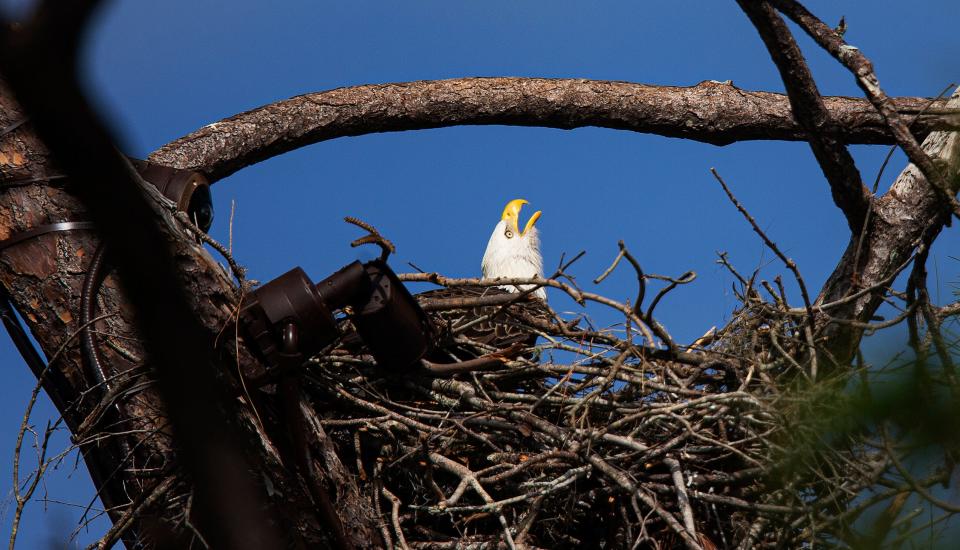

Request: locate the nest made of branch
(297, 270), (831, 550)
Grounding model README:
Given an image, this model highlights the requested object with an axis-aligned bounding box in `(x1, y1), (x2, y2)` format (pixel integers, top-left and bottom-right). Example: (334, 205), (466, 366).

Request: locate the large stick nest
(299, 253), (826, 550)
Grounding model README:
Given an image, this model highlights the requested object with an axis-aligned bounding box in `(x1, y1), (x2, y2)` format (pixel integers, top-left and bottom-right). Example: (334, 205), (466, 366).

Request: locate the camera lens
(188, 186), (214, 233)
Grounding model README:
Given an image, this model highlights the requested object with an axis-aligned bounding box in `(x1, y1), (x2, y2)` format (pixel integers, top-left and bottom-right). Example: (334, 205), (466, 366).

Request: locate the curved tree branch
(150, 77), (958, 182)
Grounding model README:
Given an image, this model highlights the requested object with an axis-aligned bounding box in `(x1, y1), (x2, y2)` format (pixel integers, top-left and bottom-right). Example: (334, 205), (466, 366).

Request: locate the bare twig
(228, 199), (236, 256)
(88, 476), (176, 550)
(346, 216), (396, 261)
(9, 314), (115, 550)
(664, 457), (698, 539)
(710, 168), (816, 336)
(381, 487), (410, 550)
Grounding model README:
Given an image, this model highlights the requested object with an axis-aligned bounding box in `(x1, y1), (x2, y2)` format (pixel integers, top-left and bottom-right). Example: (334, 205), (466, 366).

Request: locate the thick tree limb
(737, 0), (870, 232)
(772, 0), (960, 217)
(0, 90), (377, 548)
(149, 77), (959, 182)
(149, 74), (960, 378)
(815, 89), (960, 367)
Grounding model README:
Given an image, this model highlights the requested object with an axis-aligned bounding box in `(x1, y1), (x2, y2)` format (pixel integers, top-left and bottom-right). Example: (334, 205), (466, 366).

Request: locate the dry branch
(815, 89), (960, 366)
(772, 0), (960, 217)
(737, 0), (870, 232)
(149, 77), (959, 181)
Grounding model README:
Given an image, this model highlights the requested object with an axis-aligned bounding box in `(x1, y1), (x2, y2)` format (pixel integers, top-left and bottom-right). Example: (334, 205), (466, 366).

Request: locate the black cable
(78, 242), (143, 491)
(80, 242), (109, 388)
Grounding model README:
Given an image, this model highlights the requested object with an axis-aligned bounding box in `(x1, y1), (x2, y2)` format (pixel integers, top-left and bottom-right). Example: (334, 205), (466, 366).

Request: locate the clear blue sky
(1, 1), (958, 547)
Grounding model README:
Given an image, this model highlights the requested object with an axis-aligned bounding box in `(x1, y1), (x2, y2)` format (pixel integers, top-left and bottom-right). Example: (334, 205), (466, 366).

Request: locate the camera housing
(131, 159), (214, 233)
(239, 260), (433, 371)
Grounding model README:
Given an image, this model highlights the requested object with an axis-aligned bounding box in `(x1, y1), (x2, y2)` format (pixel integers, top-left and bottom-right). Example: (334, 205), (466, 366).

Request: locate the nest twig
(346, 216), (396, 261)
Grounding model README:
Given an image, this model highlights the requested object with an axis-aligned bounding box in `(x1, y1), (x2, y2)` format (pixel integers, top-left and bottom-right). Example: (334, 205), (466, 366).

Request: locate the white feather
(481, 220), (546, 300)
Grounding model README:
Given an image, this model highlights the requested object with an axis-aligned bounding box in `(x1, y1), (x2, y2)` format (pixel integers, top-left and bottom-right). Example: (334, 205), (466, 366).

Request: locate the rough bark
(815, 89), (960, 366)
(772, 0), (960, 215)
(0, 74), (139, 543)
(0, 78), (380, 547)
(148, 77), (958, 182)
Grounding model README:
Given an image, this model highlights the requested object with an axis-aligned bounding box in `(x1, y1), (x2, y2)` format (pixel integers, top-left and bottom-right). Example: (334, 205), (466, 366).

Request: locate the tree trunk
(0, 80), (381, 548)
(814, 90), (960, 367)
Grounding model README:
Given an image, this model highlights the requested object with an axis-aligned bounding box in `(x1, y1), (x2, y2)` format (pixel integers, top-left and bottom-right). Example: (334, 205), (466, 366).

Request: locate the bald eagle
(481, 199), (545, 300)
(416, 199), (549, 355)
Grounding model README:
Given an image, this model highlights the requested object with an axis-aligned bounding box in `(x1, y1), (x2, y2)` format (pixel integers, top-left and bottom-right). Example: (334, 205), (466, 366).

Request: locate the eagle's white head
(481, 198), (545, 300)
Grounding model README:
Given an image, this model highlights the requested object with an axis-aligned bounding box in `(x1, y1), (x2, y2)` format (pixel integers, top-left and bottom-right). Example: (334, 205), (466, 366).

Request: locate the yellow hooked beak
(501, 198), (542, 237)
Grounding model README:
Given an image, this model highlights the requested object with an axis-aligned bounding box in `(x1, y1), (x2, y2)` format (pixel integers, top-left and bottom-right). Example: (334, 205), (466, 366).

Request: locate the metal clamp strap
(0, 221), (95, 252)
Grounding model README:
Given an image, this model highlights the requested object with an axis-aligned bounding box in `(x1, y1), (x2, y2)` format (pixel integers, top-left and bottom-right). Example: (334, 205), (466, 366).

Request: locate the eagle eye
(504, 230), (514, 239)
